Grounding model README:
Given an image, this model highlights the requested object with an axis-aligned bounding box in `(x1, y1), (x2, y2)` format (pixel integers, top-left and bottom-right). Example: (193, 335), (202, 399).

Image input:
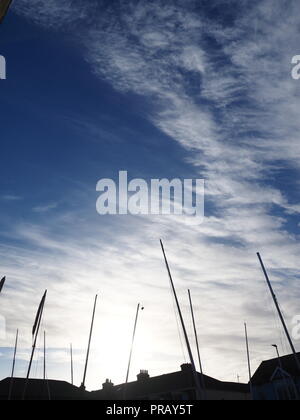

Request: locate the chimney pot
(181, 363), (193, 372)
(137, 370), (150, 381)
(102, 379), (114, 390)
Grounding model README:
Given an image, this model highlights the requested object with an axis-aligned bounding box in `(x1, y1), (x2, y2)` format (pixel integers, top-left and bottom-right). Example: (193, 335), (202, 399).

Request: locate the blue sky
(0, 0), (300, 390)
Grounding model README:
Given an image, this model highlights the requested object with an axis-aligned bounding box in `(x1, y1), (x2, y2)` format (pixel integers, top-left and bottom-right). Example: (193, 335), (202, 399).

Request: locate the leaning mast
(160, 240), (203, 400)
(125, 303), (142, 385)
(257, 253), (300, 373)
(244, 323), (253, 399)
(188, 289), (206, 399)
(0, 276), (6, 295)
(81, 294), (98, 390)
(23, 290), (47, 400)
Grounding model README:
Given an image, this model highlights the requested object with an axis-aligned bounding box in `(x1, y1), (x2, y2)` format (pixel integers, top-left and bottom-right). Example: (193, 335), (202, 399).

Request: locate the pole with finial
(124, 303), (144, 399)
(81, 294), (98, 390)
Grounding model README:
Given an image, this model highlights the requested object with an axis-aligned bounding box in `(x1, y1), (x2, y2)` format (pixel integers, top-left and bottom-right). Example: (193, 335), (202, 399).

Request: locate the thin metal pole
(273, 345), (282, 369)
(70, 344), (74, 386)
(0, 276), (5, 294)
(272, 344), (293, 400)
(257, 253), (300, 373)
(125, 304), (141, 386)
(81, 294), (98, 389)
(23, 291), (47, 400)
(43, 332), (51, 401)
(160, 240), (203, 400)
(8, 329), (18, 400)
(43, 331), (46, 381)
(188, 289), (206, 399)
(245, 323), (253, 400)
(26, 297), (45, 379)
(123, 303), (144, 400)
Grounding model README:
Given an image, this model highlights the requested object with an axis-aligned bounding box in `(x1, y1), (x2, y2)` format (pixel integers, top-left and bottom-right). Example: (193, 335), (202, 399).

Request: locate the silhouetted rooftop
(252, 353), (300, 386)
(91, 364), (249, 400)
(0, 378), (87, 400)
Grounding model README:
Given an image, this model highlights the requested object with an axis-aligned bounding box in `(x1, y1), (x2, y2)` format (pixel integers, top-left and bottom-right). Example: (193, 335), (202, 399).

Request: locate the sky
(0, 0), (300, 391)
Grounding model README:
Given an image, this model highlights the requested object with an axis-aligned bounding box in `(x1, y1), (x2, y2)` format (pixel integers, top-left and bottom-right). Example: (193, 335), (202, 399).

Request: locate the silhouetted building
(252, 353), (300, 400)
(0, 365), (250, 400)
(0, 378), (89, 400)
(91, 364), (250, 401)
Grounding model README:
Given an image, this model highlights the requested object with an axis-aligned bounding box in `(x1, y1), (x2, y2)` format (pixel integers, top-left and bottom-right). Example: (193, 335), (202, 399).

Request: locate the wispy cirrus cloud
(12, 0), (93, 29)
(32, 203), (58, 213)
(1, 195), (23, 202)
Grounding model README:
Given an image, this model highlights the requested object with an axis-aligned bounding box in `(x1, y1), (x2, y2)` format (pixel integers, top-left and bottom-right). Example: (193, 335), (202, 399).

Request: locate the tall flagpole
(244, 323), (253, 400)
(188, 289), (206, 399)
(125, 304), (141, 385)
(81, 294), (98, 390)
(123, 303), (143, 400)
(43, 331), (46, 381)
(43, 331), (51, 401)
(70, 344), (74, 386)
(160, 240), (203, 400)
(22, 290), (47, 400)
(8, 329), (18, 400)
(0, 276), (6, 294)
(257, 253), (300, 373)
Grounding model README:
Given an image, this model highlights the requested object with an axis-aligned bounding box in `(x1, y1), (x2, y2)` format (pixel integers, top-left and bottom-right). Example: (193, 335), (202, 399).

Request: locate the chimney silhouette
(137, 370), (150, 382)
(181, 363), (193, 373)
(102, 379), (114, 391)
